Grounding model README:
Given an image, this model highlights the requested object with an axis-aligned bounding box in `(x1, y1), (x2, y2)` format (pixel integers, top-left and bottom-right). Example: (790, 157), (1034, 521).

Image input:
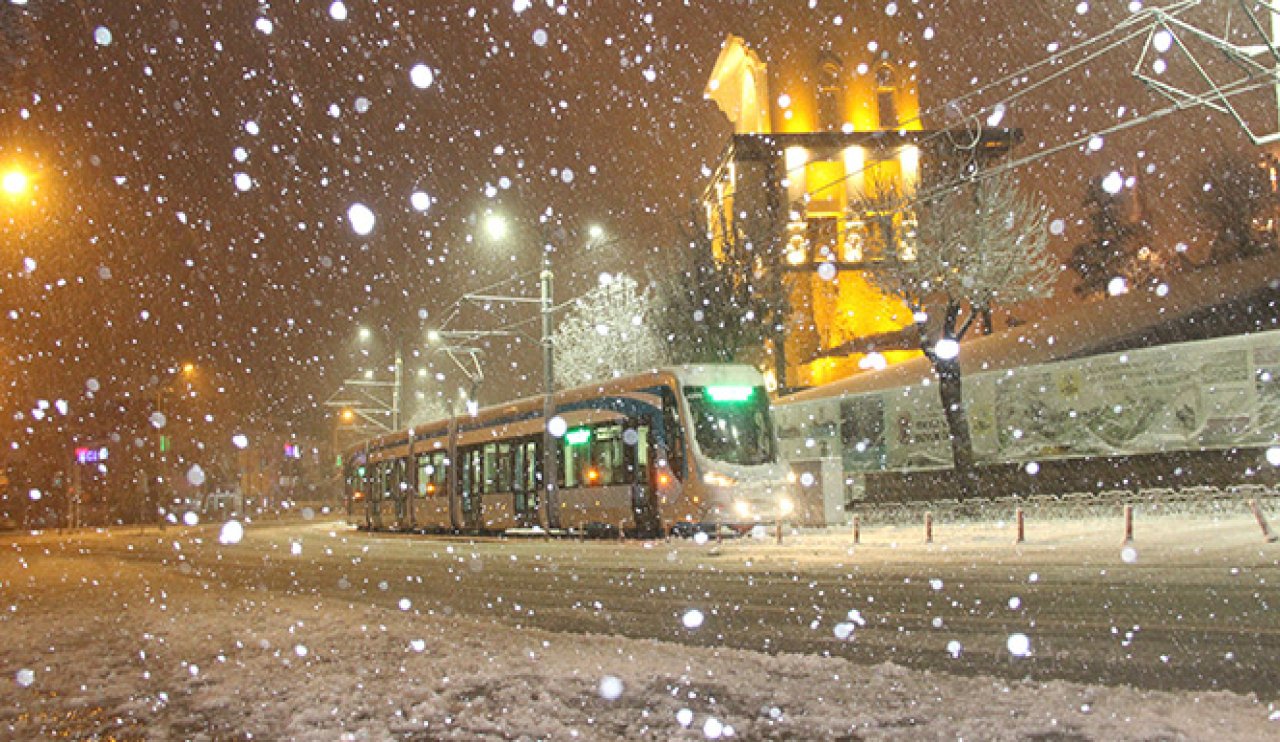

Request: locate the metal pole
(392, 343), (403, 430)
(541, 247), (558, 530)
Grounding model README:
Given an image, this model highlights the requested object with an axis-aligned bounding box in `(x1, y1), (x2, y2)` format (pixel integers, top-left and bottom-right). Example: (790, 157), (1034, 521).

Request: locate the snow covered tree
(651, 209), (789, 371)
(1069, 177), (1150, 297)
(551, 274), (668, 389)
(860, 171), (1056, 483)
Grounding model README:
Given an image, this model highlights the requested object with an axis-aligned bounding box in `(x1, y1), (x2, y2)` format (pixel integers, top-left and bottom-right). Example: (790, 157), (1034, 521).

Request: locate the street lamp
(2, 167), (30, 197)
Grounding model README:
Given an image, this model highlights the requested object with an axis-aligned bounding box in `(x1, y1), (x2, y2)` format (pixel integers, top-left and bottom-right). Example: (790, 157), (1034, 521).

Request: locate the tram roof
(349, 363), (765, 455)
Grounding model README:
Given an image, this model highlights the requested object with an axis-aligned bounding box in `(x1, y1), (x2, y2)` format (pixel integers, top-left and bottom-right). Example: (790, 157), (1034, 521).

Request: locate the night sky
(0, 1), (1269, 447)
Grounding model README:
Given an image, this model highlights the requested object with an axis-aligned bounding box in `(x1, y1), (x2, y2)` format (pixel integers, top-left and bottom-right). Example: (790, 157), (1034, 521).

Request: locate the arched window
(816, 53), (843, 132)
(875, 64), (898, 129)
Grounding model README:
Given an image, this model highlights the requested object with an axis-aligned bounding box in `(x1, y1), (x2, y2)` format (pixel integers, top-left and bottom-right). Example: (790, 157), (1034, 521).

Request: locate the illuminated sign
(565, 428), (591, 446)
(75, 446), (109, 464)
(705, 385), (755, 403)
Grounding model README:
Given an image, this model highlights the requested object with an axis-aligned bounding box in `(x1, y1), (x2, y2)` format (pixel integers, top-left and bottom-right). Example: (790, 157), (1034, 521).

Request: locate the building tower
(701, 6), (1017, 390)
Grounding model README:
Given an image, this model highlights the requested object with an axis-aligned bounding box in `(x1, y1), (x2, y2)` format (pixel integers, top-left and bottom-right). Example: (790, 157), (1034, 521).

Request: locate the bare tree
(551, 274), (669, 389)
(651, 208), (790, 371)
(1190, 149), (1278, 265)
(860, 171), (1057, 483)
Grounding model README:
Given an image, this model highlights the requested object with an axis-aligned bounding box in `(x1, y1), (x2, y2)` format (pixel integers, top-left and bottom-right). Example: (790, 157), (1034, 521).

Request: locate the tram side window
(561, 432), (591, 488)
(594, 424), (626, 485)
(556, 423), (646, 487)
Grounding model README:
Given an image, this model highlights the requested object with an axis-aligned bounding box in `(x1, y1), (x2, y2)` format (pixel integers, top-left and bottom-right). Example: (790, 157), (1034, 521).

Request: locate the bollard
(1015, 507), (1025, 545)
(924, 511), (934, 544)
(775, 518), (784, 545)
(1248, 499), (1279, 543)
(852, 515), (861, 545)
(1122, 504), (1134, 544)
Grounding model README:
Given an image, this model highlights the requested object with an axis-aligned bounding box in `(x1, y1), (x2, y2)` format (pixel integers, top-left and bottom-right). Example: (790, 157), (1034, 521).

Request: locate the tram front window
(683, 385), (776, 466)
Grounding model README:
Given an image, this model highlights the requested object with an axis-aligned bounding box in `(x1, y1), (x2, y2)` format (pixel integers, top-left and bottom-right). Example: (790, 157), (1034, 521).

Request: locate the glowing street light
(483, 213), (509, 241)
(1, 167), (29, 197)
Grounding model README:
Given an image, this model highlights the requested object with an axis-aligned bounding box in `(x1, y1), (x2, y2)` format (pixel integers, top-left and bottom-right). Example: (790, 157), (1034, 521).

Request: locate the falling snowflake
(347, 203), (376, 236)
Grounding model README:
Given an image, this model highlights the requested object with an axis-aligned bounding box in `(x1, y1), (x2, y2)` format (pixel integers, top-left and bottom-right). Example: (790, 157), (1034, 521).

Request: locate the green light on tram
(565, 428), (592, 446)
(705, 385), (755, 403)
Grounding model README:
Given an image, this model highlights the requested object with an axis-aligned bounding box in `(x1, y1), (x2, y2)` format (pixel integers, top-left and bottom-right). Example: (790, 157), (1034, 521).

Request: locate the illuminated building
(701, 15), (1018, 390)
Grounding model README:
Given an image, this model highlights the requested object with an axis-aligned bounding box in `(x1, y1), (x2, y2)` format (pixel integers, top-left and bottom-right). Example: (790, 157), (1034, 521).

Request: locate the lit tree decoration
(551, 274), (669, 388)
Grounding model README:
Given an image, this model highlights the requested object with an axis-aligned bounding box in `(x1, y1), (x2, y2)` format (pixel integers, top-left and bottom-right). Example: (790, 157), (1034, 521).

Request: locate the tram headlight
(703, 471), (737, 488)
(733, 500), (752, 519)
(778, 496), (795, 516)
(786, 470), (798, 484)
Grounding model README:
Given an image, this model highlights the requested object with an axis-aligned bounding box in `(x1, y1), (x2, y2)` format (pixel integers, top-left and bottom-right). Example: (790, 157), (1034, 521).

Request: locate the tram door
(459, 448), (483, 531)
(627, 423), (661, 537)
(513, 440), (540, 528)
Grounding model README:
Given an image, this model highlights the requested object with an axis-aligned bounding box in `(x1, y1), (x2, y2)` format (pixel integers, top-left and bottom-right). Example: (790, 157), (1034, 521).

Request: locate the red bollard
(852, 515), (861, 545)
(1248, 499), (1279, 543)
(1122, 504), (1134, 544)
(1015, 507), (1025, 545)
(924, 511), (933, 544)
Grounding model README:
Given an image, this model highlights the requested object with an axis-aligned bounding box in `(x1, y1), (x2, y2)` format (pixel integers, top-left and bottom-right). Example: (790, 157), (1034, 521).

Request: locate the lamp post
(477, 213), (560, 528)
(471, 213), (614, 531)
(539, 240), (558, 530)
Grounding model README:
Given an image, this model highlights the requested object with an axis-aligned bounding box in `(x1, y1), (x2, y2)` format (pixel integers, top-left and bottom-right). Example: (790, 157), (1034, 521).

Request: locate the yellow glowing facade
(702, 26), (1015, 390)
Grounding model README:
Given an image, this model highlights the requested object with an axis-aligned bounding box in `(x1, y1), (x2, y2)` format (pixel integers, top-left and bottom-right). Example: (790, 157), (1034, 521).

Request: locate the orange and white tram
(343, 364), (796, 537)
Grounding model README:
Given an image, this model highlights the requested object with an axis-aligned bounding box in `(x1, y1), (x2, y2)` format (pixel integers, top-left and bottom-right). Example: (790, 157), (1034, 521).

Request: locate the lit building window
(899, 215), (918, 261)
(843, 217), (865, 262)
(807, 217), (839, 264)
(876, 65), (898, 129)
(786, 220), (807, 264)
(816, 53), (843, 132)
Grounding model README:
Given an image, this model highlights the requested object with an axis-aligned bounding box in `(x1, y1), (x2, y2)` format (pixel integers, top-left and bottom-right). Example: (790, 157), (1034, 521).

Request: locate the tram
(343, 364), (796, 537)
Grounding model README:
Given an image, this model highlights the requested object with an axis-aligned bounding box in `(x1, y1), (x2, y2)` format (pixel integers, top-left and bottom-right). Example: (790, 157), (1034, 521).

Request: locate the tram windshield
(683, 385), (777, 466)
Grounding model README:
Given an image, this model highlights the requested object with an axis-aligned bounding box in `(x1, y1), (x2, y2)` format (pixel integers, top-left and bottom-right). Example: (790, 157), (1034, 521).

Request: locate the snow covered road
(1, 515), (1277, 739)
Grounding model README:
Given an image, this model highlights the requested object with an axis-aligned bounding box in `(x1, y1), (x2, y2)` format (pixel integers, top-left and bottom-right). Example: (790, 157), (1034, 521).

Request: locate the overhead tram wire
(775, 3), (1212, 214)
